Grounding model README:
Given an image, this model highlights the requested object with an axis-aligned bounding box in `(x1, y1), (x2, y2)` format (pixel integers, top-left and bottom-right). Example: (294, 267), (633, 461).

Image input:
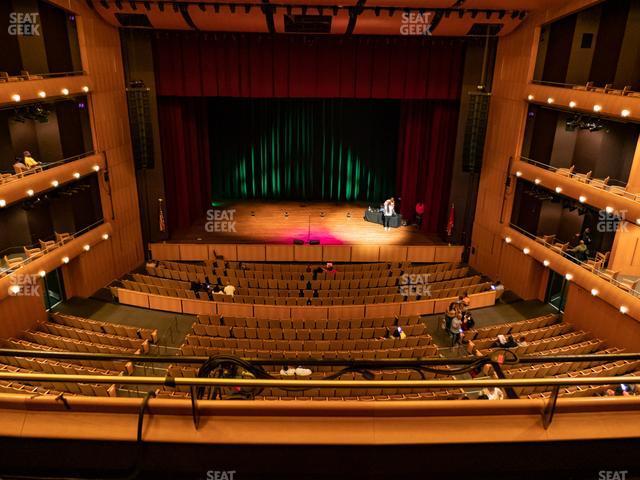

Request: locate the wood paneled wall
(49, 0), (144, 294)
(470, 0), (602, 288)
(0, 293), (47, 339)
(150, 243), (464, 264)
(564, 283), (640, 351)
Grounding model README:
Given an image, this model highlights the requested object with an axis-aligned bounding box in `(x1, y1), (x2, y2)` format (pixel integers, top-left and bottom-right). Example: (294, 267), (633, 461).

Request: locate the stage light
(83, 244), (91, 252)
(569, 101), (576, 108)
(593, 104), (602, 112)
(51, 180), (59, 188)
(547, 97), (554, 104)
(11, 94), (20, 102)
(555, 187), (562, 193)
(102, 233), (109, 240)
(565, 273), (573, 281)
(61, 88), (69, 96)
(527, 94), (534, 101)
(73, 172), (81, 179)
(621, 109), (631, 118)
(82, 86), (89, 93)
(515, 171), (522, 177)
(9, 285), (21, 295)
(504, 236), (512, 244)
(605, 206), (614, 214)
(543, 260), (550, 267)
(620, 305), (629, 315)
(38, 91), (46, 98)
(62, 256), (70, 264)
(579, 195), (587, 203)
(26, 189), (34, 197)
(523, 247), (530, 255)
(534, 178), (541, 185)
(0, 200), (5, 208)
(93, 165), (100, 172)
(591, 288), (599, 296)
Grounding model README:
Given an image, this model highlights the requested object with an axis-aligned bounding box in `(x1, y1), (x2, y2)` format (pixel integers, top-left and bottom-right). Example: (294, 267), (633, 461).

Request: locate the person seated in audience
(212, 285), (225, 296)
(482, 387), (505, 400)
(280, 365), (312, 376)
(581, 227), (593, 248)
(23, 151), (40, 169)
(223, 283), (236, 296)
(615, 383), (636, 396)
(491, 280), (505, 302)
(493, 334), (518, 349)
(476, 393), (489, 400)
(391, 326), (406, 340)
(462, 292), (471, 308)
(568, 240), (589, 262)
(322, 262), (337, 275)
(516, 335), (527, 347)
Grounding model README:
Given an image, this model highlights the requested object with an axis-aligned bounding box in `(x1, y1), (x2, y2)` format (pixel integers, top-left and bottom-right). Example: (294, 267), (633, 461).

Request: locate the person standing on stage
(415, 201), (424, 228)
(383, 198), (395, 231)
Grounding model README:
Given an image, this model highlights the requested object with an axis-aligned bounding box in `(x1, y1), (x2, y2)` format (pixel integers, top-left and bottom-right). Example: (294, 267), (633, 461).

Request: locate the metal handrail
(508, 224), (635, 295)
(0, 150), (96, 180)
(0, 219), (105, 274)
(519, 156), (629, 189)
(0, 371), (639, 389)
(2, 70), (86, 80)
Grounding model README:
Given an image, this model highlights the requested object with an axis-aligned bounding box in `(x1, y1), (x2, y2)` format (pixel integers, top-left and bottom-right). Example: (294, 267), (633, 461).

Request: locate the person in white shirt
(482, 387), (505, 400)
(223, 283), (236, 296)
(382, 198), (395, 231)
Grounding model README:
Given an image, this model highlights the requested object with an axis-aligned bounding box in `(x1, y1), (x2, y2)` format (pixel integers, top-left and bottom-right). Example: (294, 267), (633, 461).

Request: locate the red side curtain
(157, 98), (212, 232)
(153, 33), (464, 100)
(396, 101), (460, 234)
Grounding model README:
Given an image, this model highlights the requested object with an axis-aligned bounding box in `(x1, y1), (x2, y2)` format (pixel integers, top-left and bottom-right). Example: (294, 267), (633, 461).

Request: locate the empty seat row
(184, 334), (432, 351)
(191, 323), (427, 340)
(50, 312), (158, 343)
(196, 314), (422, 329)
(464, 313), (559, 340)
(38, 322), (149, 353)
(179, 345), (438, 359)
(471, 322), (574, 350)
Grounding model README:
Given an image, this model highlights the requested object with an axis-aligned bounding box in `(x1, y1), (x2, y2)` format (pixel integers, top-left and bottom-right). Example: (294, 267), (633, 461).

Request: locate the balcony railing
(0, 218), (105, 278)
(0, 151), (96, 186)
(518, 156), (634, 198)
(0, 70), (86, 83)
(531, 79), (640, 97)
(508, 224), (638, 296)
(0, 350), (639, 430)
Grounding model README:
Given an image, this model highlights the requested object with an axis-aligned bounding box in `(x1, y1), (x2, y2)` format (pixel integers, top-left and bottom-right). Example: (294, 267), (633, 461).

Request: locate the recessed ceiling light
(0, 200), (6, 207)
(620, 305), (629, 314)
(591, 288), (599, 296)
(543, 260), (550, 267)
(62, 256), (70, 264)
(11, 94), (20, 102)
(579, 195), (587, 203)
(565, 273), (573, 281)
(605, 206), (614, 214)
(534, 178), (541, 185)
(593, 104), (602, 112)
(515, 171), (522, 177)
(547, 97), (554, 104)
(26, 189), (34, 197)
(621, 109), (631, 118)
(527, 94), (534, 101)
(9, 285), (21, 295)
(505, 237), (512, 244)
(523, 247), (530, 255)
(102, 233), (110, 240)
(82, 86), (89, 93)
(73, 172), (81, 179)
(51, 180), (59, 188)
(38, 270), (46, 278)
(61, 88), (69, 95)
(555, 186), (562, 193)
(93, 165), (100, 172)
(569, 101), (577, 108)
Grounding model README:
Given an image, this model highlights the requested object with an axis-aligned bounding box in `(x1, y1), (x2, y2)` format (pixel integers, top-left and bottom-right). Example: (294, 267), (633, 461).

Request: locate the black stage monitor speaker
(293, 239), (304, 245)
(126, 81), (154, 170)
(463, 92), (491, 173)
(308, 239), (320, 245)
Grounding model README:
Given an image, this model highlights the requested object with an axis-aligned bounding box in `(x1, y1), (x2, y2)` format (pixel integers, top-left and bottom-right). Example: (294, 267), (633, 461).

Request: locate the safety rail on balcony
(518, 156), (629, 190)
(0, 350), (639, 430)
(530, 80), (640, 96)
(0, 70), (86, 83)
(508, 224), (637, 296)
(0, 151), (97, 185)
(0, 218), (105, 278)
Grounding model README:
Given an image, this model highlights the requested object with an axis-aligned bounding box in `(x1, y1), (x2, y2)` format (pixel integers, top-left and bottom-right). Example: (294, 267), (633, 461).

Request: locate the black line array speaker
(126, 81), (154, 170)
(462, 92), (491, 173)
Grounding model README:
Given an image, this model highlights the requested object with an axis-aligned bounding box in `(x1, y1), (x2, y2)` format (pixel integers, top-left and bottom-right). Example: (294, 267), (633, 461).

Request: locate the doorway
(43, 268), (66, 310)
(546, 270), (568, 312)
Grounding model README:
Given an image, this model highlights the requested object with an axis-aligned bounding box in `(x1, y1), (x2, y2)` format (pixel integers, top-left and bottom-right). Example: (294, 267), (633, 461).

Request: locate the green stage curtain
(209, 99), (399, 202)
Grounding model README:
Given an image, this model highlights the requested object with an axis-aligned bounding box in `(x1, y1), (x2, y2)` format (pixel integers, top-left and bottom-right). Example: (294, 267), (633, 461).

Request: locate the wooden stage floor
(170, 201), (444, 245)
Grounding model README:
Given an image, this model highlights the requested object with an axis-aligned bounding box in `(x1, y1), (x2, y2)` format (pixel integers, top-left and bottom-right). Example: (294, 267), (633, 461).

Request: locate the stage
(169, 201), (444, 246)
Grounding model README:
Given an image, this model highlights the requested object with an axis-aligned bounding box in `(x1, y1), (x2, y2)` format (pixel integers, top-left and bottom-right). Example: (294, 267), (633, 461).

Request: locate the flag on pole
(446, 203), (455, 238)
(158, 198), (166, 233)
